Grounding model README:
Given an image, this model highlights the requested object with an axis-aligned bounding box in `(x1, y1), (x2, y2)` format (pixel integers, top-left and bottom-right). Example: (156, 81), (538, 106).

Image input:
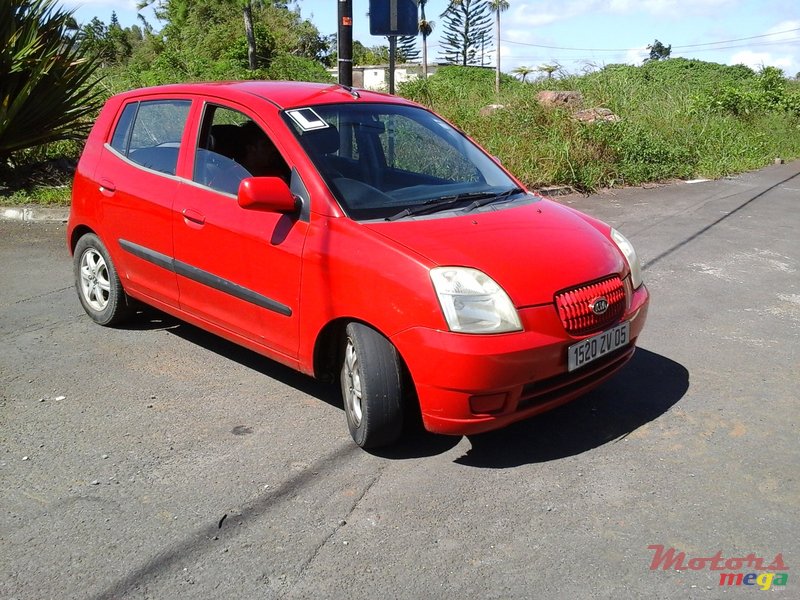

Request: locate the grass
(0, 140), (80, 206)
(2, 186), (72, 206)
(400, 60), (800, 192)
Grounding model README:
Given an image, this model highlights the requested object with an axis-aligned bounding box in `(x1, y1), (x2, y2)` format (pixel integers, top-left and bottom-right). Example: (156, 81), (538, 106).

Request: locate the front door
(172, 102), (307, 361)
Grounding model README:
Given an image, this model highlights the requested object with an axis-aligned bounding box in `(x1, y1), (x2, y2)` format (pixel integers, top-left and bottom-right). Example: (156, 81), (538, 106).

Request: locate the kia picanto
(67, 82), (649, 448)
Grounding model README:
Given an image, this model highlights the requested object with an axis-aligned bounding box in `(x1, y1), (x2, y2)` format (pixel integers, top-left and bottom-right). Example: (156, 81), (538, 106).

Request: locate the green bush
(691, 65), (800, 118)
(267, 54), (333, 83)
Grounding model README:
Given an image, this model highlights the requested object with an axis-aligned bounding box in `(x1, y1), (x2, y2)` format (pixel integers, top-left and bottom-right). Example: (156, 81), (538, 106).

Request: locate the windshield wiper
(462, 187), (525, 212)
(385, 191), (500, 222)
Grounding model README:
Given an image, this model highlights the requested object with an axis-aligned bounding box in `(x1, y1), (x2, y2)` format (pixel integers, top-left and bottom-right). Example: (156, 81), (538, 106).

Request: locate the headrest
(209, 124), (241, 158)
(301, 125), (340, 155)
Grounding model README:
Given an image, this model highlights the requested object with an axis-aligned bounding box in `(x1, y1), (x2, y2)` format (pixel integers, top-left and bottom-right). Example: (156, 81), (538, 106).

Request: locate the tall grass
(400, 60), (800, 191)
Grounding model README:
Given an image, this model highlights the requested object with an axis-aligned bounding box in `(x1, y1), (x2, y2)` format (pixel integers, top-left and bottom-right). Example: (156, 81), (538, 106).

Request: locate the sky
(61, 0), (800, 77)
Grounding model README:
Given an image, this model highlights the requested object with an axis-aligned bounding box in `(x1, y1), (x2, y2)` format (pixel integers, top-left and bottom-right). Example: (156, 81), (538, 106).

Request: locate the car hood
(363, 199), (626, 306)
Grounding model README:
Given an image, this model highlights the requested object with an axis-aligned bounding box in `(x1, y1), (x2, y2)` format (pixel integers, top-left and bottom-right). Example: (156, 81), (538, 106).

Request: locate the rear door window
(109, 100), (191, 175)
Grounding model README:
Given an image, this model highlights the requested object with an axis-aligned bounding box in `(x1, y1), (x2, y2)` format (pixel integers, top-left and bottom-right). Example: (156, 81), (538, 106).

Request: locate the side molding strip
(119, 239), (292, 317)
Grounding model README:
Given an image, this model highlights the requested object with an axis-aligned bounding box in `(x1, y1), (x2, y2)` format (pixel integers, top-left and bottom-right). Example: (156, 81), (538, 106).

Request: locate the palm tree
(419, 0), (434, 79)
(538, 63), (560, 79)
(489, 0), (510, 94)
(512, 65), (534, 83)
(1, 0), (103, 163)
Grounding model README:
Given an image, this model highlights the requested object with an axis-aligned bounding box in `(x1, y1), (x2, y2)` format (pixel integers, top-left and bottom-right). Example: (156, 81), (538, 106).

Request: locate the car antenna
(339, 85), (360, 99)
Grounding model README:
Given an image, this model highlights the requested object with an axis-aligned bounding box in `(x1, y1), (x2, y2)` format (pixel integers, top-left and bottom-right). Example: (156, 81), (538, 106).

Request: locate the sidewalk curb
(1, 206), (69, 223)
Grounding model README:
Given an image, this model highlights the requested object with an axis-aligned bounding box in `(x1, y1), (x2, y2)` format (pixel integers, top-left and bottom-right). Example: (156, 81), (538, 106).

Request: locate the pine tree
(397, 35), (420, 63)
(438, 0), (492, 67)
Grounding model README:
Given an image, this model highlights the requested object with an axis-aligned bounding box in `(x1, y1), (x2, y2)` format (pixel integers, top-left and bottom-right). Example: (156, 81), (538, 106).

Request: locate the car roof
(111, 81), (417, 110)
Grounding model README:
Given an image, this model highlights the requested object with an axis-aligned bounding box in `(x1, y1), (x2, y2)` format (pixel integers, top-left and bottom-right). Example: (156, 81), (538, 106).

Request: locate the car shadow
(119, 309), (687, 467)
(450, 347), (689, 468)
(119, 307), (343, 409)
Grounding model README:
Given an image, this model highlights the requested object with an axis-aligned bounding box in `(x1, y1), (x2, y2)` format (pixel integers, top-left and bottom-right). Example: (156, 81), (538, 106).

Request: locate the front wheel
(340, 323), (404, 448)
(73, 233), (132, 326)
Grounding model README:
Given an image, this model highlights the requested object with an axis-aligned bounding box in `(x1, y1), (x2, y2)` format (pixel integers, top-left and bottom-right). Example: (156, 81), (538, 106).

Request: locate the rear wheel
(73, 233), (132, 326)
(340, 323), (403, 448)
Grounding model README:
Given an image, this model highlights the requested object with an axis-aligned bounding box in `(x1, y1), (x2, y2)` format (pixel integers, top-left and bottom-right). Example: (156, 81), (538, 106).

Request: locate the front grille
(555, 275), (625, 336)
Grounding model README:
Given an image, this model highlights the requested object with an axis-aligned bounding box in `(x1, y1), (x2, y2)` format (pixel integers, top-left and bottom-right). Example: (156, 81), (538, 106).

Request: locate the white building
(327, 64), (439, 91)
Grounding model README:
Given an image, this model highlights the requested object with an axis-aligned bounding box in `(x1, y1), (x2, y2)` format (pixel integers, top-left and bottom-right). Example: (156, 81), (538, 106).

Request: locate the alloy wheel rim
(343, 339), (363, 426)
(80, 248), (110, 312)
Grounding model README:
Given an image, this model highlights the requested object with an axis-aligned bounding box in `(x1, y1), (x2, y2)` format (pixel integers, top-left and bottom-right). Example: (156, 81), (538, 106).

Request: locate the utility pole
(388, 35), (397, 94)
(338, 0), (353, 86)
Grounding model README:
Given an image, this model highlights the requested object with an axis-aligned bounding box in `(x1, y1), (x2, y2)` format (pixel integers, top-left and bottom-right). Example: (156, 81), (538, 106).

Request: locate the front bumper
(391, 284), (650, 435)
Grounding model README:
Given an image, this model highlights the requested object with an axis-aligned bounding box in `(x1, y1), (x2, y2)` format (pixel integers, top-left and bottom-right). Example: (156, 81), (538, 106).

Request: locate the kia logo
(589, 297), (609, 315)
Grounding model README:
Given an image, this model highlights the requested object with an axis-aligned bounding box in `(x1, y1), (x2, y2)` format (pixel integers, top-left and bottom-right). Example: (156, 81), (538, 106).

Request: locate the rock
(479, 104), (505, 116)
(537, 185), (574, 197)
(573, 107), (620, 123)
(536, 90), (583, 109)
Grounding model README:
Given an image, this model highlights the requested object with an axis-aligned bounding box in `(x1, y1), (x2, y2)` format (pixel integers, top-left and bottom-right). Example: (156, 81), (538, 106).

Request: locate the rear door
(172, 100), (308, 360)
(97, 98), (193, 307)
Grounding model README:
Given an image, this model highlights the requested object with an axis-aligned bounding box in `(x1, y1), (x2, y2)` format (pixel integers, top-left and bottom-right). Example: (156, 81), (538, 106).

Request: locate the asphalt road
(2, 162), (798, 599)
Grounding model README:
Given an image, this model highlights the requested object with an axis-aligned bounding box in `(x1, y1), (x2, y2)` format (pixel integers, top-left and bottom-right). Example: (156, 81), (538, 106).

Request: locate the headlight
(430, 267), (522, 334)
(611, 228), (643, 289)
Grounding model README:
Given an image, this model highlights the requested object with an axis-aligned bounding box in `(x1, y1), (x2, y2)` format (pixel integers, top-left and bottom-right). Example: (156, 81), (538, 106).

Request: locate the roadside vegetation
(2, 0), (799, 205)
(401, 60), (800, 191)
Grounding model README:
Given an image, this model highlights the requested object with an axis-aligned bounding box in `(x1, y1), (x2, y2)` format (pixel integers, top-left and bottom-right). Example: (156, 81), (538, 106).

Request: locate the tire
(340, 322), (404, 448)
(73, 233), (132, 326)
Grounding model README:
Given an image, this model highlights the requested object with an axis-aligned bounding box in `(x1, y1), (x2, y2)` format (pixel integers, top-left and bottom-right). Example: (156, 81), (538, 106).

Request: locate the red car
(67, 82), (649, 448)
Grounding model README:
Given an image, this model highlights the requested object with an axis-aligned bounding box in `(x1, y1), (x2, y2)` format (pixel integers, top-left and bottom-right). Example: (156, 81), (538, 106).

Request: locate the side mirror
(237, 177), (299, 213)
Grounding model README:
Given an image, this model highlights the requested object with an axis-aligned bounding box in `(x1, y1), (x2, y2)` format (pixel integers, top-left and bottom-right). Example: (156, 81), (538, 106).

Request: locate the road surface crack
(291, 463), (387, 588)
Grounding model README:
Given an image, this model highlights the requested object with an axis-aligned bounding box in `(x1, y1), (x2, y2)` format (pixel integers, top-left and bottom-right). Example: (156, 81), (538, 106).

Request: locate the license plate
(567, 321), (630, 372)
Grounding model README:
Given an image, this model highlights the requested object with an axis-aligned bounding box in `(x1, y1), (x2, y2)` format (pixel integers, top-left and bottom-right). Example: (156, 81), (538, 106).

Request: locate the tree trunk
(462, 8), (468, 67)
(494, 10), (500, 94)
(420, 1), (430, 79)
(422, 33), (428, 79)
(243, 1), (256, 71)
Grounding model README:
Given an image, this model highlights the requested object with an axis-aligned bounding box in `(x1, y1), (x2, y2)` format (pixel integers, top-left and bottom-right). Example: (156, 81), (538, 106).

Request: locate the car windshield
(282, 103), (525, 221)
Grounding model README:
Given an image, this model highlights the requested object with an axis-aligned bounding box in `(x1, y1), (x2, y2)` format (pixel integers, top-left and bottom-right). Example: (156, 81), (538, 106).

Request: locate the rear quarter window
(110, 103), (137, 154)
(109, 100), (191, 175)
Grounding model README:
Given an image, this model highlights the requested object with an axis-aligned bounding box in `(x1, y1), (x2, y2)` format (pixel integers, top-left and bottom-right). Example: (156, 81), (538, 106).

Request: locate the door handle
(99, 179), (116, 195)
(182, 208), (206, 225)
